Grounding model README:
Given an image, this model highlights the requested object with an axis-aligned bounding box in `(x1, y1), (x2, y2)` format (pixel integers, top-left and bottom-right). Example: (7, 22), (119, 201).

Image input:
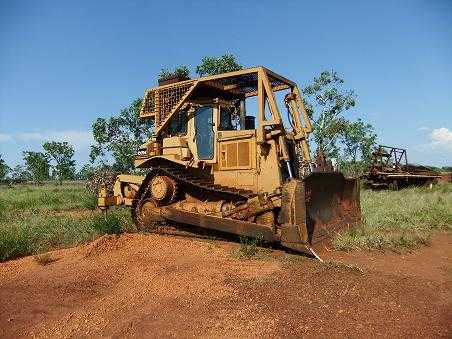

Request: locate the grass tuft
(0, 225), (33, 261)
(232, 235), (269, 259)
(91, 214), (123, 235)
(34, 252), (58, 266)
(80, 194), (98, 210)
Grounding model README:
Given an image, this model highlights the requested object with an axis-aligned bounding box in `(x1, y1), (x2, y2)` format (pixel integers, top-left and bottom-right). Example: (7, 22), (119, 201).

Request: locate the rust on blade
(304, 172), (361, 249)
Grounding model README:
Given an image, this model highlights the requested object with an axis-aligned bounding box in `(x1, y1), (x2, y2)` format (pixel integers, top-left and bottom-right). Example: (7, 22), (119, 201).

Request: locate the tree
(90, 98), (153, 172)
(341, 119), (377, 163)
(23, 151), (50, 183)
(43, 141), (76, 184)
(9, 165), (31, 182)
(77, 163), (96, 181)
(302, 70), (356, 158)
(196, 53), (242, 76)
(0, 154), (9, 179)
(339, 119), (377, 176)
(159, 66), (190, 80)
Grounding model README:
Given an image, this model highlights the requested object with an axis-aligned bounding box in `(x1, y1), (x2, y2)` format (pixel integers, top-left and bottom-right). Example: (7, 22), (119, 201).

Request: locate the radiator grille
(220, 141), (251, 169)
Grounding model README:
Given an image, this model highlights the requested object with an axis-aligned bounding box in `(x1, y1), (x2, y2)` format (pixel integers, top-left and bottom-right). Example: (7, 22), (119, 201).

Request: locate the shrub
(232, 235), (267, 259)
(91, 214), (123, 235)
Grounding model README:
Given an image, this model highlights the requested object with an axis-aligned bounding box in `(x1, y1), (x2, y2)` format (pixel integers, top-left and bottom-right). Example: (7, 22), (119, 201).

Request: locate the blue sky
(1, 0), (451, 168)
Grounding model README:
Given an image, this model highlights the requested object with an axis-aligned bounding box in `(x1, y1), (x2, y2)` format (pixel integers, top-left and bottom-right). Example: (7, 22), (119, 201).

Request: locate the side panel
(213, 130), (257, 191)
(213, 131), (282, 194)
(218, 135), (256, 170)
(161, 136), (191, 161)
(213, 170), (257, 191)
(257, 139), (282, 194)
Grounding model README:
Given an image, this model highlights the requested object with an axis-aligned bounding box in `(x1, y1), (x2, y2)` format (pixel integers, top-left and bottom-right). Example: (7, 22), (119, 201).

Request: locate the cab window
(219, 107), (237, 131)
(168, 111), (188, 135)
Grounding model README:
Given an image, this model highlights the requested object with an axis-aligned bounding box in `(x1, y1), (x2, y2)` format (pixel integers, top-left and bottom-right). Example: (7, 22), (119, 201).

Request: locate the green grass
(231, 235), (271, 259)
(333, 183), (452, 251)
(0, 183), (97, 215)
(1, 182), (451, 262)
(0, 183), (133, 262)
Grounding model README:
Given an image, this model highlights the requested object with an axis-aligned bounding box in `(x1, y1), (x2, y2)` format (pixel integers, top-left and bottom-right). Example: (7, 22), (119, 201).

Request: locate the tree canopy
(43, 141), (76, 183)
(158, 66), (190, 80)
(339, 119), (377, 175)
(0, 154), (9, 179)
(301, 70), (377, 175)
(90, 98), (153, 173)
(9, 165), (30, 182)
(302, 70), (357, 158)
(341, 119), (377, 163)
(77, 163), (96, 181)
(196, 53), (242, 76)
(23, 151), (49, 183)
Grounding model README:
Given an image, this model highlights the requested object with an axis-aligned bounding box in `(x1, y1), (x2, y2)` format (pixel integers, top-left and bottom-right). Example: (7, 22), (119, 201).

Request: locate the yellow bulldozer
(98, 67), (361, 255)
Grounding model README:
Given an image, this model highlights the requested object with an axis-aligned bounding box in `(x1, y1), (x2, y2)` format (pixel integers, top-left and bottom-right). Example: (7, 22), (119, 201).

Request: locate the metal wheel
(132, 198), (164, 231)
(150, 175), (177, 204)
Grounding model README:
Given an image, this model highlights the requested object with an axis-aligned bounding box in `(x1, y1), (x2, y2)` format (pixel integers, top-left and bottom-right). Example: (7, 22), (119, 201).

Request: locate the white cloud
(16, 130), (93, 149)
(16, 132), (46, 141)
(415, 126), (452, 160)
(430, 127), (452, 143)
(0, 133), (12, 142)
(425, 127), (452, 152)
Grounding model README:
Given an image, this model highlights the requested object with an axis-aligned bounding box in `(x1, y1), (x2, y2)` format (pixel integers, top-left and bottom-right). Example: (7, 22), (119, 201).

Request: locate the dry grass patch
(333, 183), (452, 251)
(34, 252), (58, 266)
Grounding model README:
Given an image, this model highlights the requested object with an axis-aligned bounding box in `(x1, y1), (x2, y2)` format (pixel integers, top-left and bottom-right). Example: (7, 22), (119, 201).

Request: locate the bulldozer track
(132, 160), (257, 231)
(154, 161), (256, 200)
(150, 222), (233, 241)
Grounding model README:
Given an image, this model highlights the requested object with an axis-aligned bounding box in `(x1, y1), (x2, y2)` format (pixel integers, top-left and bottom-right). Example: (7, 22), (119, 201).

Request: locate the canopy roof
(141, 67), (296, 135)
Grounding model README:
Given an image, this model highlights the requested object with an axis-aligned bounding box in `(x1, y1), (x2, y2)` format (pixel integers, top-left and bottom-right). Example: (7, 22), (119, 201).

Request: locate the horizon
(1, 0), (451, 168)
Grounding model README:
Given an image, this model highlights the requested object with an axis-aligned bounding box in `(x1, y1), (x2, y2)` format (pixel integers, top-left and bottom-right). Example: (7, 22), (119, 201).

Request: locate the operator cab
(136, 66), (312, 183)
(168, 111), (188, 136)
(218, 104), (255, 131)
(191, 100), (256, 161)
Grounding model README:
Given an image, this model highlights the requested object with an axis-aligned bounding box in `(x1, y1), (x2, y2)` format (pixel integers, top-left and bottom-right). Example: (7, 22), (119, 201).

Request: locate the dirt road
(1, 233), (451, 338)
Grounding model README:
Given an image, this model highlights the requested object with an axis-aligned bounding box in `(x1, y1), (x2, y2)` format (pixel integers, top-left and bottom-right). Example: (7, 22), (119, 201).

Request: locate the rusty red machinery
(364, 145), (441, 189)
(439, 172), (452, 183)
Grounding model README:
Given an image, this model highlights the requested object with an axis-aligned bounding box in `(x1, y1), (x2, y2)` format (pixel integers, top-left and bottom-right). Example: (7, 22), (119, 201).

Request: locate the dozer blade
(280, 173), (361, 254)
(304, 172), (361, 249)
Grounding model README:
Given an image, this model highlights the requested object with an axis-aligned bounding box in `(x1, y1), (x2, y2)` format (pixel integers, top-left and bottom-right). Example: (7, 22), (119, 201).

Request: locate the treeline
(0, 142), (81, 184)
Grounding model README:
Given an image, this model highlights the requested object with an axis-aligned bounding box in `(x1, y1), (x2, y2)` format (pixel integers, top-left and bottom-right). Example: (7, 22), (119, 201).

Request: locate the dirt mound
(81, 234), (127, 257)
(0, 233), (450, 338)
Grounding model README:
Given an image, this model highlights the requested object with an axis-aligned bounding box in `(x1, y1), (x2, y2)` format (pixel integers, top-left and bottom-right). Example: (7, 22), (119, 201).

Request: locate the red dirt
(0, 233), (450, 338)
